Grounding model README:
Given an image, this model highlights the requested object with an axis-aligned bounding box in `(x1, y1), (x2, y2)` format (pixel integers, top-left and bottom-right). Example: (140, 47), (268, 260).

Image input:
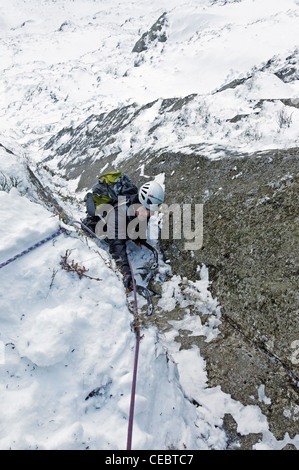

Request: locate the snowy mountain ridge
(1, 0), (299, 157)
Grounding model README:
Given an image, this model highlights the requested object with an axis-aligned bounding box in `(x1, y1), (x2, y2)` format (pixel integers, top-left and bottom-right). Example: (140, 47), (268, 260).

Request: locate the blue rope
(0, 228), (66, 269)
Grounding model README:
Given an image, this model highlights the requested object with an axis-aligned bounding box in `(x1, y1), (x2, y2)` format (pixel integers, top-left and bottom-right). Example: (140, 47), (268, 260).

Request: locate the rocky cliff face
(41, 97), (299, 447)
(153, 148), (299, 442)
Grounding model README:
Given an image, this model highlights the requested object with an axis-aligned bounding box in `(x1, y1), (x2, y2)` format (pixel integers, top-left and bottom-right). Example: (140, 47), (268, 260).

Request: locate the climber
(83, 177), (165, 291)
(106, 180), (164, 290)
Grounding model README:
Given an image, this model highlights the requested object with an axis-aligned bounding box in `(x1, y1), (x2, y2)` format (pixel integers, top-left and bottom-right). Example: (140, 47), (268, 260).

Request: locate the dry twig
(60, 249), (102, 281)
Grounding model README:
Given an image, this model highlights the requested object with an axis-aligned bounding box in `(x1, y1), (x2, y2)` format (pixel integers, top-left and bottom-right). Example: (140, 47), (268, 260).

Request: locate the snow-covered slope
(1, 0), (299, 450)
(1, 0), (299, 157)
(0, 180), (199, 450)
(2, 176), (296, 450)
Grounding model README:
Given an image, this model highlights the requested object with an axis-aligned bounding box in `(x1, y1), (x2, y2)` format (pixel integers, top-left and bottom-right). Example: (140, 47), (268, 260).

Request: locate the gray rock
(132, 13), (168, 53)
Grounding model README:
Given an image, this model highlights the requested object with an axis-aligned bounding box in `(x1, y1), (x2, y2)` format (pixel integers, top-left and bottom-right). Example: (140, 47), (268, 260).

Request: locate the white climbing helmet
(138, 180), (165, 210)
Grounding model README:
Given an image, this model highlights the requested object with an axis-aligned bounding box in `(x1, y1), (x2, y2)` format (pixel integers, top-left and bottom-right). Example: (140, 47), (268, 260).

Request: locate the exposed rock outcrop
(132, 13), (168, 53)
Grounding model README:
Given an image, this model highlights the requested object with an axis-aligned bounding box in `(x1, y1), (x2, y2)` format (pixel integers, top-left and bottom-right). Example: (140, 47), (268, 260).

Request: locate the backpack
(85, 171), (138, 217)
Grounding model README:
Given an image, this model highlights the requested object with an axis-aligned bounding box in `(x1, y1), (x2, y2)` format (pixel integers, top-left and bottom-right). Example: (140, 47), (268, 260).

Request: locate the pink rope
(126, 258), (141, 451)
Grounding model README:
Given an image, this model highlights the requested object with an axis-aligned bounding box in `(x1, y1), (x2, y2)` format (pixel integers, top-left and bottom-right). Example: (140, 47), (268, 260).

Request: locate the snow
(0, 0), (298, 451)
(1, 0), (299, 156)
(1, 183), (298, 449)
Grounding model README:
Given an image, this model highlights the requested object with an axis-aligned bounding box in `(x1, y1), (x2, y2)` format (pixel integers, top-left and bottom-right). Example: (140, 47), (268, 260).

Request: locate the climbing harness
(126, 257), (141, 451)
(0, 228), (66, 269)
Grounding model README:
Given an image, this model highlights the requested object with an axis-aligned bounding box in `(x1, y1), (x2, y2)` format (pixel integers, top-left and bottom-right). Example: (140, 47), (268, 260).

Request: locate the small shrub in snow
(277, 109), (293, 129)
(0, 172), (22, 192)
(60, 249), (102, 281)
